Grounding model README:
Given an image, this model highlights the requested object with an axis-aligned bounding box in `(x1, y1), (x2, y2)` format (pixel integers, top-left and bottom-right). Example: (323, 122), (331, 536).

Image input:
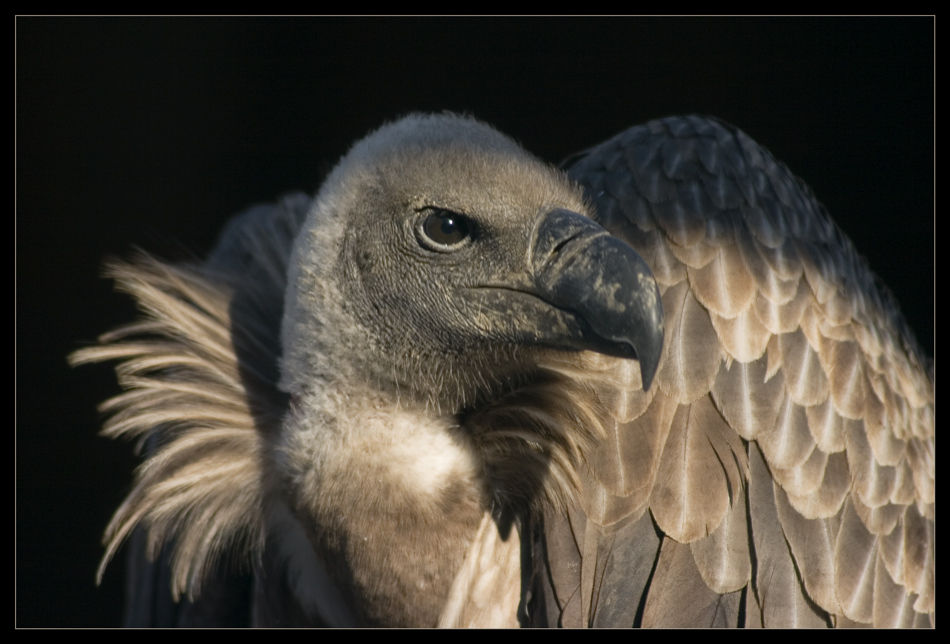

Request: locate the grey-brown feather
(71, 194), (321, 625)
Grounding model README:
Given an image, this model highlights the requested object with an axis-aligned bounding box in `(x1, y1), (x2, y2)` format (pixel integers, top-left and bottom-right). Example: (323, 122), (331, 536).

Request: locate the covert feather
(72, 114), (934, 627)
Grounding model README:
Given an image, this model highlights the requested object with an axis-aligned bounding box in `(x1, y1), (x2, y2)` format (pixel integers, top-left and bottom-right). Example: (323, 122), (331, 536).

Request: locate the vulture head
(281, 114), (663, 409)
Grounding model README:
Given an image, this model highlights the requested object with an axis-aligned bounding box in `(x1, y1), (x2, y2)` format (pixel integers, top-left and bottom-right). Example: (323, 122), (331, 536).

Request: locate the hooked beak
(466, 208), (663, 390)
(528, 209), (663, 390)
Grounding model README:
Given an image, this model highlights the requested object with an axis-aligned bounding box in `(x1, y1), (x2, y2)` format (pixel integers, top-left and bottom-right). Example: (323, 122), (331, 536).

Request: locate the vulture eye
(417, 209), (473, 251)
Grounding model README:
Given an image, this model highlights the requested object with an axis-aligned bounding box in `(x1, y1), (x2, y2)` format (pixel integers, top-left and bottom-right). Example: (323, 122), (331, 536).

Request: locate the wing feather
(709, 307), (771, 363)
(749, 444), (831, 627)
(649, 395), (747, 543)
(752, 280), (811, 335)
(622, 223), (687, 286)
(711, 355), (785, 441)
(834, 499), (878, 623)
(772, 478), (840, 614)
(687, 241), (758, 318)
(690, 481), (751, 594)
(778, 330), (830, 407)
(804, 398), (848, 454)
(756, 393), (816, 472)
(655, 281), (724, 403)
(666, 234), (718, 269)
(770, 442), (828, 498)
(575, 362), (674, 520)
(872, 555), (918, 628)
(641, 537), (741, 627)
(588, 511), (661, 628)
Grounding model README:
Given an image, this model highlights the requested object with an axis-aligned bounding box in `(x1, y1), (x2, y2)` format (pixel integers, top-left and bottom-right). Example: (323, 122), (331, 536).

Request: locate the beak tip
(635, 301), (664, 392)
(641, 365), (656, 392)
(637, 337), (661, 391)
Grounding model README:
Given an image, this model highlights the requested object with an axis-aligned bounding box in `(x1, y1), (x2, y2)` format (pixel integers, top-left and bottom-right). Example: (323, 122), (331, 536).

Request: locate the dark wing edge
(529, 116), (934, 628)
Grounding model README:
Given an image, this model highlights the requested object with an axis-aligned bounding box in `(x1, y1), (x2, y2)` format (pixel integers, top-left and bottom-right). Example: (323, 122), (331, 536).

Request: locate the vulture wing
(526, 116), (934, 627)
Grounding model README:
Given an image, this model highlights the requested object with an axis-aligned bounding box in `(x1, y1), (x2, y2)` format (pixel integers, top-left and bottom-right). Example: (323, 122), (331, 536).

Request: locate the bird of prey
(72, 114), (934, 628)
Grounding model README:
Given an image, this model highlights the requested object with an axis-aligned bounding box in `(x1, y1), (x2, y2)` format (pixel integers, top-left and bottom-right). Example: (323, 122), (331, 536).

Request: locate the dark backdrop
(17, 18), (933, 627)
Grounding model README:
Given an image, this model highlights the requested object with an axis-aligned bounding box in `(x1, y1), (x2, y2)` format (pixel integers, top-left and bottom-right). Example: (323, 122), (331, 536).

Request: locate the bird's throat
(279, 387), (489, 626)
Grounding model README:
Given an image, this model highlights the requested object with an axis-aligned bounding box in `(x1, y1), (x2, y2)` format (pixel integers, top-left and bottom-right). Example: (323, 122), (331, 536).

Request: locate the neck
(276, 379), (488, 627)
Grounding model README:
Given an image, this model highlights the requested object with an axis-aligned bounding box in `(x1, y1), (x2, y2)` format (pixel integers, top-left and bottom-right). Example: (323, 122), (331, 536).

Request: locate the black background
(17, 18), (933, 627)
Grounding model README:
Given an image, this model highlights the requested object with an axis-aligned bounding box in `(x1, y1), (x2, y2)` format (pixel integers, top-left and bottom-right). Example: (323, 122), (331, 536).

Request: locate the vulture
(72, 114), (934, 628)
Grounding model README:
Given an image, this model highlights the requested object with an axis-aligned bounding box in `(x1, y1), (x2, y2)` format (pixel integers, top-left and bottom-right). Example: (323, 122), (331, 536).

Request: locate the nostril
(550, 231), (585, 257)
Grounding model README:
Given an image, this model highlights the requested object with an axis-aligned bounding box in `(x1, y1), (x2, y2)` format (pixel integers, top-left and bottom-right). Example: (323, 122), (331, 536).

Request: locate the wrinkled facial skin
(296, 122), (663, 412)
(342, 202), (547, 354)
(336, 146), (586, 361)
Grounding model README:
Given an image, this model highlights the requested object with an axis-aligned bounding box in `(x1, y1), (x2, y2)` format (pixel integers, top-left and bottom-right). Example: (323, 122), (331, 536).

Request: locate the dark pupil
(424, 211), (468, 245)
